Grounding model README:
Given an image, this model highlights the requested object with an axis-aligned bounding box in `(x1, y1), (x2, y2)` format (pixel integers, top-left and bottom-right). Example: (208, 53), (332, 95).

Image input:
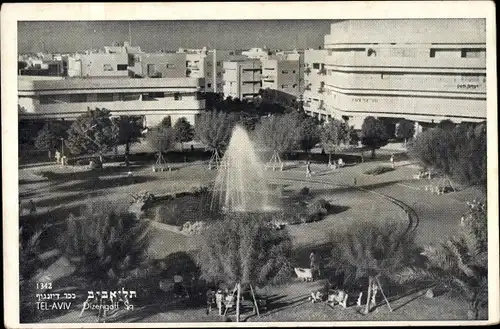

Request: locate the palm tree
(62, 201), (152, 322)
(418, 202), (487, 319)
(328, 221), (418, 314)
(196, 213), (292, 321)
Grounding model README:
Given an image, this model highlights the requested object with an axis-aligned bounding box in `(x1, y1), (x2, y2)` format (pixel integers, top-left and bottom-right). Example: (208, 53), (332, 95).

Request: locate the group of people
(205, 287), (238, 316)
(54, 150), (67, 166)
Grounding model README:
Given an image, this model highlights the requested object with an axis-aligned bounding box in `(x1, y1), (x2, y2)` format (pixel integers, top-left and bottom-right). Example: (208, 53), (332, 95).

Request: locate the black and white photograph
(2, 1), (498, 327)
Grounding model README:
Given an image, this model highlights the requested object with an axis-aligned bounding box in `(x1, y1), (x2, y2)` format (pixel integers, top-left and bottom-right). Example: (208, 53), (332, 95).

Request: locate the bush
(299, 187), (311, 196)
(364, 166), (395, 175)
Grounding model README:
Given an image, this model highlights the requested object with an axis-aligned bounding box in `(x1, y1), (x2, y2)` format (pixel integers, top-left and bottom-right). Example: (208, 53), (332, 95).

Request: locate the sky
(18, 20), (333, 53)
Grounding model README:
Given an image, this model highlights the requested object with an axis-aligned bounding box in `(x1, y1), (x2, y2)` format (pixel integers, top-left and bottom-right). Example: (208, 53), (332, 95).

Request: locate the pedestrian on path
(390, 154), (395, 168)
(306, 161), (312, 178)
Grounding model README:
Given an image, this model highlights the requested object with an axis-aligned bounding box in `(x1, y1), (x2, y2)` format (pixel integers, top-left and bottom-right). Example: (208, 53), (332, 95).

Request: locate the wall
(80, 53), (129, 77)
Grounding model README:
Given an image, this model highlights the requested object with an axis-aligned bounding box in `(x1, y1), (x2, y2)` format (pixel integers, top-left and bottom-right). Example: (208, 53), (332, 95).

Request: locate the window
(292, 70), (296, 74)
(312, 63), (320, 69)
(292, 84), (297, 88)
(103, 64), (114, 71)
(281, 84), (288, 89)
(174, 93), (182, 101)
(282, 70), (288, 74)
(117, 64), (128, 71)
(150, 92), (165, 98)
(217, 72), (222, 77)
(461, 49), (485, 58)
(207, 83), (212, 88)
(216, 61), (221, 67)
(265, 67), (275, 70)
(97, 93), (114, 102)
(70, 94), (87, 103)
(166, 64), (175, 69)
(147, 64), (156, 76)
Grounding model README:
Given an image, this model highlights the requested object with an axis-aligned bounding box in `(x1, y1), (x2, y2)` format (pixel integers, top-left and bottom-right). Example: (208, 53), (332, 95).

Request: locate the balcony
(19, 97), (205, 120)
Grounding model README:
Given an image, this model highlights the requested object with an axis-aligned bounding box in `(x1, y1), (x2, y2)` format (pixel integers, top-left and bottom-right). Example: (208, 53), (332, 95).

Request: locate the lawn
(18, 157), (484, 323)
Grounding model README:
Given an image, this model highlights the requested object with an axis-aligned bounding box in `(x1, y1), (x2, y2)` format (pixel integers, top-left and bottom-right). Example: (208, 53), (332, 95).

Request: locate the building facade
(18, 76), (206, 127)
(222, 59), (262, 100)
(262, 55), (304, 97)
(303, 49), (328, 119)
(304, 19), (486, 132)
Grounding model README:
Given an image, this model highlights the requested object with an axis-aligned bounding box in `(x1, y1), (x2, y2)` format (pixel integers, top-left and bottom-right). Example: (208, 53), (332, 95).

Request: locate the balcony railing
(318, 68), (327, 75)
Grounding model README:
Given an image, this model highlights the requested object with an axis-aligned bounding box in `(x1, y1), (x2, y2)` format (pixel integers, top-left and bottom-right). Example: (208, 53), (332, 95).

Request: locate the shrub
(299, 187), (311, 196)
(364, 166), (395, 175)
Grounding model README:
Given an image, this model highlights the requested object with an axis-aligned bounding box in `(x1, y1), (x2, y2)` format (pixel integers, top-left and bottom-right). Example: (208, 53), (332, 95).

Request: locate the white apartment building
(261, 56), (303, 97)
(18, 76), (206, 127)
(222, 59), (262, 100)
(303, 49), (328, 119)
(304, 19), (486, 133)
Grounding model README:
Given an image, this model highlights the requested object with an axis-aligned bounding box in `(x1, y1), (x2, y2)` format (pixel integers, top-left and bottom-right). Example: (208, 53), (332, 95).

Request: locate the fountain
(212, 125), (278, 212)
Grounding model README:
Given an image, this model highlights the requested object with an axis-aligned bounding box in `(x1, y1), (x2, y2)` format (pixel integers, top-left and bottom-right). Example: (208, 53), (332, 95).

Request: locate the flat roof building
(18, 76), (205, 127)
(261, 56), (303, 97)
(222, 59), (262, 100)
(304, 19), (486, 132)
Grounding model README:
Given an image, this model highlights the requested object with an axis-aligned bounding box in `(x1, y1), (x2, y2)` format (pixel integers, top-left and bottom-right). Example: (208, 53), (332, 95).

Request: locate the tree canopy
(34, 121), (68, 152)
(145, 125), (177, 153)
(255, 113), (301, 155)
(196, 213), (292, 289)
(395, 119), (415, 144)
(409, 122), (487, 189)
(361, 116), (389, 158)
(65, 108), (118, 160)
(113, 116), (143, 157)
(195, 111), (238, 152)
(172, 117), (195, 143)
(320, 119), (352, 155)
(297, 114), (321, 153)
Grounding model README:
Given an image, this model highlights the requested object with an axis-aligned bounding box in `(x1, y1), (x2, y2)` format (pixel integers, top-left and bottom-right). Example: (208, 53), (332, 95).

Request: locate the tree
(255, 113), (301, 169)
(196, 213), (292, 321)
(172, 117), (194, 143)
(395, 119), (415, 145)
(417, 202), (487, 319)
(160, 116), (172, 128)
(320, 119), (352, 165)
(34, 121), (67, 159)
(145, 125), (177, 167)
(63, 201), (153, 321)
(195, 111), (238, 168)
(437, 119), (455, 130)
(328, 221), (418, 314)
(66, 108), (118, 162)
(361, 116), (389, 158)
(408, 122), (486, 189)
(114, 116), (143, 165)
(298, 116), (321, 153)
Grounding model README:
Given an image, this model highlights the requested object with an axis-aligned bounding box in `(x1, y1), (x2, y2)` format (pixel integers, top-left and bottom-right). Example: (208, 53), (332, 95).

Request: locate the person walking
(390, 154), (395, 168)
(215, 289), (224, 316)
(306, 161), (312, 178)
(55, 150), (61, 164)
(309, 250), (320, 279)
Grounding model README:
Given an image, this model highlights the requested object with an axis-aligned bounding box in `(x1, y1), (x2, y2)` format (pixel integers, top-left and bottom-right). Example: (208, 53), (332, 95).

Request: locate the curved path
(272, 177), (420, 240)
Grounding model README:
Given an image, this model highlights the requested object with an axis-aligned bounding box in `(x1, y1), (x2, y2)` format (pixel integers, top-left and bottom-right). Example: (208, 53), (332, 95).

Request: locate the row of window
(38, 92), (202, 104)
(323, 48), (486, 59)
(103, 64), (128, 72)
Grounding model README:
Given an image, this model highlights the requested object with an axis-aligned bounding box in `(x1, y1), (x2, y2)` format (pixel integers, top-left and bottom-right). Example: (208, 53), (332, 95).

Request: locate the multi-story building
(304, 19), (486, 133)
(222, 59), (262, 100)
(303, 49), (328, 119)
(18, 76), (206, 127)
(261, 55), (303, 97)
(129, 52), (187, 78)
(181, 48), (246, 93)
